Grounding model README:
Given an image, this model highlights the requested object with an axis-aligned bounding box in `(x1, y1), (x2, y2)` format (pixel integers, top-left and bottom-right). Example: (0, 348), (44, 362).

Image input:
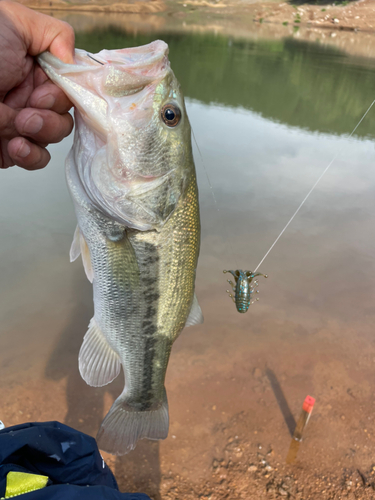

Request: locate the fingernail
(36, 94), (56, 109)
(24, 114), (43, 134)
(16, 142), (31, 158)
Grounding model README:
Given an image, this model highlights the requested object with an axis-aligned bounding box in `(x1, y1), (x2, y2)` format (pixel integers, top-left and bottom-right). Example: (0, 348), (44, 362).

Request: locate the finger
(41, 18), (75, 64)
(7, 137), (51, 171)
(15, 108), (73, 144)
(1, 2), (75, 63)
(3, 62), (34, 109)
(33, 64), (49, 88)
(0, 102), (18, 140)
(0, 138), (13, 169)
(28, 80), (72, 114)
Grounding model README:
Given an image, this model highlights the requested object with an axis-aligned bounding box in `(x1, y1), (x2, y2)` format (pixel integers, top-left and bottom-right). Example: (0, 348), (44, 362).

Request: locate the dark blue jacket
(0, 421), (150, 500)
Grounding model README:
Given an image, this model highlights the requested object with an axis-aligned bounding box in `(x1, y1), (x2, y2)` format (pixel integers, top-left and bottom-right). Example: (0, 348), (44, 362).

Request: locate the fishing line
(192, 127), (240, 269)
(252, 98), (375, 273)
(87, 53), (104, 65)
(192, 129), (221, 213)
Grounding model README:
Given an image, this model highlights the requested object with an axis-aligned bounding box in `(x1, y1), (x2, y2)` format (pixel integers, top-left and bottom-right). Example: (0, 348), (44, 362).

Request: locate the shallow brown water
(2, 16), (375, 500)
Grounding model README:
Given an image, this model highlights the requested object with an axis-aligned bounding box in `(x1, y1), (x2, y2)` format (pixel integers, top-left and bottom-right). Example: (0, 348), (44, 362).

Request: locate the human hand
(0, 1), (75, 170)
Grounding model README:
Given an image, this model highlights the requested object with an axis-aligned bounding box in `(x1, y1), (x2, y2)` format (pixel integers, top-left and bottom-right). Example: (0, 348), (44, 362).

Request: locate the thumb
(1, 1), (75, 63)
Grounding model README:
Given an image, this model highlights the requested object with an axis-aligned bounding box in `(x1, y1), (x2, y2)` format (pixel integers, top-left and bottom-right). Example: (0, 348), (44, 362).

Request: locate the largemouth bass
(38, 41), (202, 455)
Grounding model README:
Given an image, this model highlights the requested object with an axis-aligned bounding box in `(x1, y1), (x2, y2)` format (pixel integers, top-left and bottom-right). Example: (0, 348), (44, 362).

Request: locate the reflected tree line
(75, 28), (375, 139)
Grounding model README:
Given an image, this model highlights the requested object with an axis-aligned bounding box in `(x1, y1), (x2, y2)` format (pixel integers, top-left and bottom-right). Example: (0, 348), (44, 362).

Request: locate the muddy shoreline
(17, 0), (375, 60)
(18, 0), (375, 33)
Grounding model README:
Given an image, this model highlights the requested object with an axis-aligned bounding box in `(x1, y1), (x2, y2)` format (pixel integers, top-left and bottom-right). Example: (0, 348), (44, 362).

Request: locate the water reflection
(74, 29), (375, 138)
(1, 24), (375, 498)
(191, 100), (375, 325)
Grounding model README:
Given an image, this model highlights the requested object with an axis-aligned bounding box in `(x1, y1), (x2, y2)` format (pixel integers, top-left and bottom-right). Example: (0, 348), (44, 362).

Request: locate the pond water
(2, 18), (375, 499)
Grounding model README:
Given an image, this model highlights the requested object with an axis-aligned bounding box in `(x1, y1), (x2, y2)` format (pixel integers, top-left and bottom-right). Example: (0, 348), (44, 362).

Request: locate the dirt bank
(253, 0), (375, 32)
(17, 0), (375, 60)
(18, 0), (375, 32)
(18, 0), (166, 13)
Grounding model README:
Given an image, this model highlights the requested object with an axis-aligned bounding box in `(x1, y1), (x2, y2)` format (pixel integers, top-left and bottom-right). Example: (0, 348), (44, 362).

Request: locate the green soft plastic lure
(224, 270), (268, 313)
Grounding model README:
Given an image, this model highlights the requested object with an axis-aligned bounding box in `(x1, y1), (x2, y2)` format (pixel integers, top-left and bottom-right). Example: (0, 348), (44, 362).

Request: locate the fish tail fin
(96, 389), (169, 455)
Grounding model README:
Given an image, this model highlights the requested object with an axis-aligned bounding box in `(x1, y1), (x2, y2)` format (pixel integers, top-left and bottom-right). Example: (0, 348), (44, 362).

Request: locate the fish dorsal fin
(70, 225), (81, 262)
(79, 318), (121, 387)
(185, 293), (204, 328)
(70, 226), (94, 283)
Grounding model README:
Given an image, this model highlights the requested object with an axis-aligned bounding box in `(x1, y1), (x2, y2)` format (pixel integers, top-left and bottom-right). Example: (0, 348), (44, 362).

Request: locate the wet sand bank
(18, 0), (375, 60)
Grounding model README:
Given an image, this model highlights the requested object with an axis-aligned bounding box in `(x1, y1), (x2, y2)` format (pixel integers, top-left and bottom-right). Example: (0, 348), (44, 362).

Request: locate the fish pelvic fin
(185, 293), (204, 328)
(70, 225), (94, 283)
(79, 233), (94, 283)
(79, 318), (121, 387)
(96, 389), (169, 455)
(70, 225), (81, 262)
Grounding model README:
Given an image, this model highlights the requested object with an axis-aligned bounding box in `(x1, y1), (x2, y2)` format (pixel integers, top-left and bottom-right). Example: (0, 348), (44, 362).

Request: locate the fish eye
(161, 104), (181, 127)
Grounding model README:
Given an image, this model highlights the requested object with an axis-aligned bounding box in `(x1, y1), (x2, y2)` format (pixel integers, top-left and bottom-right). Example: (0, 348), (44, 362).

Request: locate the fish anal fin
(97, 389), (169, 455)
(185, 293), (204, 328)
(79, 318), (121, 387)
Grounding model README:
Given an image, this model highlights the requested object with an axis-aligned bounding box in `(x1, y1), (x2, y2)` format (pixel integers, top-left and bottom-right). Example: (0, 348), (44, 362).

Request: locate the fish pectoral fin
(97, 388), (169, 455)
(185, 293), (204, 328)
(69, 225), (81, 262)
(79, 318), (121, 387)
(70, 226), (94, 283)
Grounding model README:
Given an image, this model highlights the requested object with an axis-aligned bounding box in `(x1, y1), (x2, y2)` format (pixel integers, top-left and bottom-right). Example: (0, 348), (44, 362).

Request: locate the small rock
(279, 487), (288, 496)
(333, 18), (339, 23)
(218, 468), (227, 479)
(248, 465), (257, 472)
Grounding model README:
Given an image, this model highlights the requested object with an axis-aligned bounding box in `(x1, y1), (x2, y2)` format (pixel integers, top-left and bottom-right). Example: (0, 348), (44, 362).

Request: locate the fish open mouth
(37, 41), (171, 134)
(39, 41), (170, 99)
